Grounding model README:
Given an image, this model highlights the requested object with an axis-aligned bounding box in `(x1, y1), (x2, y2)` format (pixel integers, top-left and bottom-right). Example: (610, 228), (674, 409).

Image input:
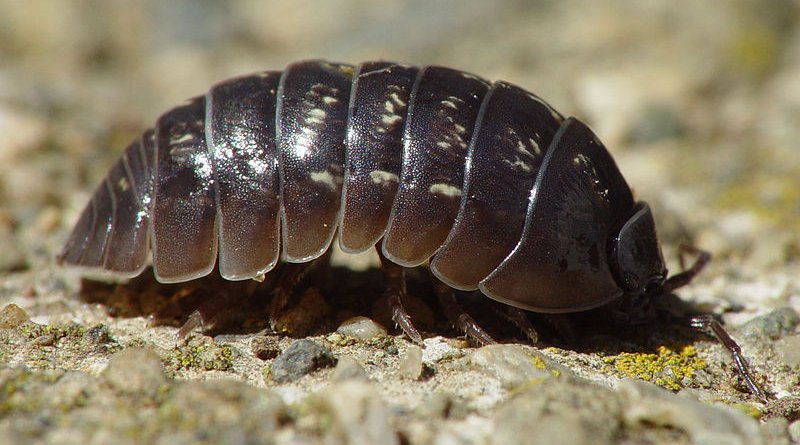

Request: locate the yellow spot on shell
(429, 183), (461, 198)
(310, 170), (338, 191)
(369, 170), (399, 184)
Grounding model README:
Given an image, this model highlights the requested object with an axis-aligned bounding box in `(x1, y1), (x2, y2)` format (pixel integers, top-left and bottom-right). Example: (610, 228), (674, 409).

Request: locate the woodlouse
(58, 59), (766, 400)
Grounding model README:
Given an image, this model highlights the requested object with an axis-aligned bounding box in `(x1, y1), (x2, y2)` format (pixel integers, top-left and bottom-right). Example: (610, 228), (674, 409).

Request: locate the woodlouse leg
(269, 261), (318, 331)
(431, 277), (496, 346)
(501, 306), (539, 344)
(543, 313), (580, 343)
(376, 246), (423, 344)
(172, 279), (263, 343)
(690, 315), (769, 403)
(175, 309), (204, 344)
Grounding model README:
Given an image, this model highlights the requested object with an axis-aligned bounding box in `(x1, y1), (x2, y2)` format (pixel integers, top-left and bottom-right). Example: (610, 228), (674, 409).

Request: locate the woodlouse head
(609, 201), (667, 301)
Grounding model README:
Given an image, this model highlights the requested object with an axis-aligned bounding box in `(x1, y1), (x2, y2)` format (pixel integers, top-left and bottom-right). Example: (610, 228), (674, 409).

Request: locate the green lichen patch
(17, 321), (87, 342)
(166, 339), (238, 372)
(714, 174), (800, 233)
(731, 22), (781, 79)
(602, 345), (707, 391)
(1, 320), (121, 371)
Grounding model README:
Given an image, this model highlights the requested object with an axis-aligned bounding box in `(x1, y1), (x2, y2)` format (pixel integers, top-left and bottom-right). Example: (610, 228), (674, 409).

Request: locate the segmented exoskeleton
(59, 60), (766, 401)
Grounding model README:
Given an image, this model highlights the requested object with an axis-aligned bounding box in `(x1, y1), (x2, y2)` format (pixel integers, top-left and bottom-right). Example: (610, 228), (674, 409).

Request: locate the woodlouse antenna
(662, 244), (711, 294)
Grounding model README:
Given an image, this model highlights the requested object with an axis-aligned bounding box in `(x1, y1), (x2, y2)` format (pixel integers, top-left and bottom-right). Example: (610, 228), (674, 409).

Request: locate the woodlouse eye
(643, 275), (666, 296)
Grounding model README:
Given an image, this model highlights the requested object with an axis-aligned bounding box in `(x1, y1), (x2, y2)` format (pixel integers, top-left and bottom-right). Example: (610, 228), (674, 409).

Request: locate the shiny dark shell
(59, 59), (666, 314)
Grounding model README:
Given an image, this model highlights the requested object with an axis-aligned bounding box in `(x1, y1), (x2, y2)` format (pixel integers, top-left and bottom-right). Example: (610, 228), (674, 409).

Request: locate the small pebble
(326, 332), (345, 344)
(421, 337), (463, 363)
(101, 347), (166, 399)
(32, 333), (56, 346)
(332, 355), (368, 382)
(315, 380), (399, 445)
(82, 325), (113, 344)
(397, 345), (423, 380)
(740, 307), (800, 340)
(336, 316), (387, 341)
(269, 339), (336, 383)
(250, 335), (280, 361)
(0, 303), (29, 329)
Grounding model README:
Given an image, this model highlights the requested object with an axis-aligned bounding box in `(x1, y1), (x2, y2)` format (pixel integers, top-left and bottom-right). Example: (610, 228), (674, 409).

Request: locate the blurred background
(0, 0), (798, 303)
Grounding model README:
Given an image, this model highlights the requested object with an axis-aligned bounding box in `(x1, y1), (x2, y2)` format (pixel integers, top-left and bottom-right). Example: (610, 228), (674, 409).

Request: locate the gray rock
(101, 347), (166, 399)
(740, 307), (800, 340)
(618, 379), (762, 445)
(313, 380), (399, 445)
(269, 339), (336, 383)
(466, 344), (571, 390)
(489, 378), (622, 445)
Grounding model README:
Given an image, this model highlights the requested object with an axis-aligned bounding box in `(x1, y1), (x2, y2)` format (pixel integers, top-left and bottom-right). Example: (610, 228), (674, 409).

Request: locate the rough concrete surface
(1, 1), (799, 444)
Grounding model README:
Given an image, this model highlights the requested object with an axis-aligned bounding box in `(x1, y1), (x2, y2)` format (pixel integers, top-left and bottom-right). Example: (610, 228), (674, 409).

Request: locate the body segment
(152, 96), (218, 283)
(207, 71), (282, 280)
(381, 66), (490, 267)
(430, 82), (564, 290)
(339, 62), (418, 253)
(277, 61), (354, 263)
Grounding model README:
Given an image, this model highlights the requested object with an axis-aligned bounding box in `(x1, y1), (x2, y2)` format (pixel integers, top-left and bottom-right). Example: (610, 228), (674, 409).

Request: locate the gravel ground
(1, 1), (799, 444)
